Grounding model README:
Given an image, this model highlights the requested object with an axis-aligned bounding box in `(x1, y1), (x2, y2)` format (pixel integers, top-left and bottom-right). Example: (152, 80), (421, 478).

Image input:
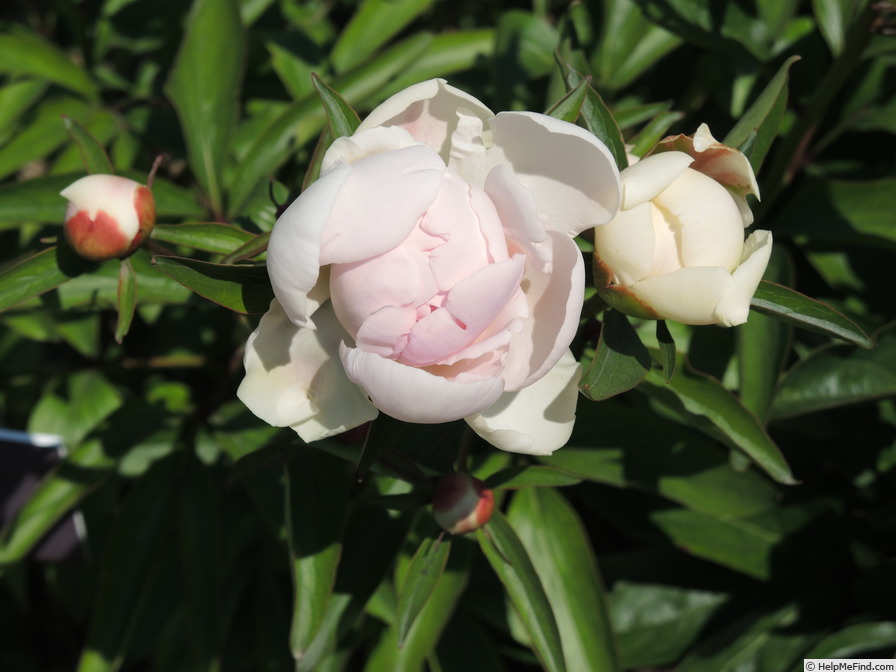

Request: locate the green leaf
(540, 399), (779, 518)
(628, 108), (686, 158)
(331, 0), (436, 73)
(151, 223), (255, 255)
(800, 621), (896, 659)
(772, 327), (896, 419)
(76, 457), (180, 672)
(812, 0), (858, 55)
(0, 33), (97, 99)
(178, 457), (222, 671)
(594, 0), (682, 91)
(312, 74), (361, 139)
(27, 370), (123, 447)
(580, 309), (651, 401)
(750, 281), (874, 348)
(165, 0), (244, 214)
(296, 504), (413, 671)
(476, 511), (566, 672)
(770, 177), (896, 246)
(485, 465), (582, 490)
(724, 55), (800, 171)
(0, 438), (113, 567)
(655, 320), (676, 382)
(677, 594), (833, 672)
(114, 258), (137, 344)
(0, 80), (47, 144)
(642, 356), (795, 484)
(546, 78), (589, 123)
(286, 449), (349, 662)
(738, 251), (793, 423)
(0, 246), (96, 313)
(228, 33), (431, 217)
(0, 96), (90, 182)
(396, 537), (452, 647)
(62, 115), (114, 175)
(151, 255), (273, 314)
(609, 578), (731, 668)
(377, 29), (495, 99)
(364, 535), (471, 672)
(508, 488), (619, 672)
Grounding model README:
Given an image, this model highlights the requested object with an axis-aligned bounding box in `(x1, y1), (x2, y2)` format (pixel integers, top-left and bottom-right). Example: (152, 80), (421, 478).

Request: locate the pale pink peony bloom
(238, 79), (621, 455)
(593, 125), (772, 327)
(60, 174), (155, 262)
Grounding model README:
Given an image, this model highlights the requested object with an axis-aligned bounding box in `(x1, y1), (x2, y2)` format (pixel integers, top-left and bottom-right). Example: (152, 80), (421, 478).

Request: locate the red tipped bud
(432, 472), (494, 535)
(61, 174), (156, 261)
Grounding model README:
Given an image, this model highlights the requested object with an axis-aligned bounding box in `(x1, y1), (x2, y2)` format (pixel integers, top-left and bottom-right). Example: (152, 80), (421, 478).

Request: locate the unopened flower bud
(432, 472), (494, 535)
(61, 174), (156, 261)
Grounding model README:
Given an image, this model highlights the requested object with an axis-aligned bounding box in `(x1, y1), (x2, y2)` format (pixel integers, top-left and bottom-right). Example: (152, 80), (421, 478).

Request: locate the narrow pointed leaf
(115, 258), (137, 343)
(485, 465), (582, 490)
(0, 33), (97, 99)
(312, 74), (361, 139)
(580, 309), (651, 401)
(151, 223), (255, 255)
(151, 255), (273, 314)
(750, 280), (874, 348)
(396, 537), (452, 647)
(724, 55), (800, 171)
(165, 0), (244, 214)
(508, 488), (619, 672)
(642, 356), (795, 484)
(285, 449), (349, 662)
(62, 115), (114, 175)
(0, 246), (96, 312)
(476, 511), (566, 672)
(546, 78), (589, 123)
(330, 0), (435, 72)
(655, 320), (676, 382)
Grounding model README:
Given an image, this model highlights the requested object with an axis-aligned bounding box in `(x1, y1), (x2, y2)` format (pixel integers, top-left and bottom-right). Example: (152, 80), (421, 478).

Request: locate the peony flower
(238, 79), (621, 455)
(592, 124), (772, 326)
(60, 174), (155, 262)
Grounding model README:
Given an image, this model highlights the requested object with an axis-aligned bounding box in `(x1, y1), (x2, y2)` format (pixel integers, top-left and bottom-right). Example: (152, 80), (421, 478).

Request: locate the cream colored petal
(630, 267), (732, 325)
(713, 230), (773, 327)
(465, 349), (580, 455)
(237, 300), (378, 442)
(653, 168), (744, 271)
(592, 202), (657, 286)
(621, 152), (693, 210)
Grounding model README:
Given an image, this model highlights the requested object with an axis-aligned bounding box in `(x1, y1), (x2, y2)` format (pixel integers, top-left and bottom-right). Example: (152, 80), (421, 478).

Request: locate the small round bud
(61, 174), (156, 262)
(432, 472), (494, 535)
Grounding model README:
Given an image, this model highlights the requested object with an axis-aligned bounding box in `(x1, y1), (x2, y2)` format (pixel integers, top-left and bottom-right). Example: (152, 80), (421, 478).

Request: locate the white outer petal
(237, 300), (378, 442)
(620, 152), (693, 210)
(356, 78), (493, 163)
(501, 231), (585, 391)
(714, 230), (773, 326)
(487, 111), (622, 235)
(339, 343), (505, 423)
(321, 126), (420, 173)
(465, 349), (580, 455)
(267, 163), (351, 328)
(60, 174), (142, 239)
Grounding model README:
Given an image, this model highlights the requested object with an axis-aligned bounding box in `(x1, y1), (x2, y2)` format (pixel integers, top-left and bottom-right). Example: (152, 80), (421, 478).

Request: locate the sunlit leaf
(580, 309), (651, 401)
(62, 115), (114, 175)
(152, 255), (273, 314)
(114, 258), (137, 343)
(396, 536), (451, 647)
